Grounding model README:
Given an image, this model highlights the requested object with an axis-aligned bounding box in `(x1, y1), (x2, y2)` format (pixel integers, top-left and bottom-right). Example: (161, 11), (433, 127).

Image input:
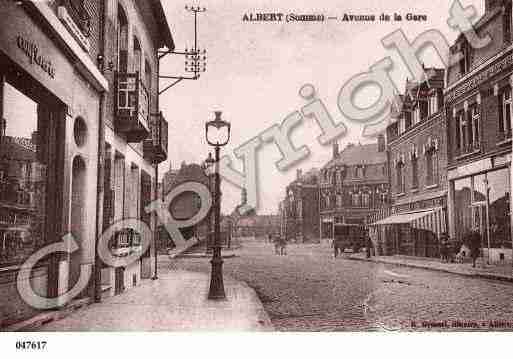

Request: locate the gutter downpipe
(94, 0), (108, 302)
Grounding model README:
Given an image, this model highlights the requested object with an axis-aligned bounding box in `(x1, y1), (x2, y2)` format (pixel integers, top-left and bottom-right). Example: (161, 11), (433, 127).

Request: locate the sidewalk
(35, 270), (272, 331)
(348, 253), (513, 283)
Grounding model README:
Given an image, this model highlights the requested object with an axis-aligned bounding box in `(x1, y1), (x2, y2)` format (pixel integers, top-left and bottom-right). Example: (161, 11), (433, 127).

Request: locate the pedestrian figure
(333, 237), (343, 258)
(439, 232), (449, 262)
(273, 235), (280, 255)
(468, 230), (481, 268)
(279, 236), (287, 255)
(364, 230), (372, 259)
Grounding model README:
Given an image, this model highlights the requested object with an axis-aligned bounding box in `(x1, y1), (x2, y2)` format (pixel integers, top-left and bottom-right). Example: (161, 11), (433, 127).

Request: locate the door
(471, 202), (487, 260)
(114, 266), (125, 295)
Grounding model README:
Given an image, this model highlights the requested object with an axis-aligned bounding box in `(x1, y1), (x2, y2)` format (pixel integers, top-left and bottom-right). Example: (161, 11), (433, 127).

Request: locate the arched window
(117, 4), (129, 72)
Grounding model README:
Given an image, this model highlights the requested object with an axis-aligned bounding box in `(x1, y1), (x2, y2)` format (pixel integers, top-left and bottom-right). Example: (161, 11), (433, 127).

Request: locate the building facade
(319, 141), (389, 240)
(0, 0), (172, 327)
(0, 0), (107, 326)
(445, 0), (513, 263)
(370, 68), (449, 257)
(282, 168), (320, 242)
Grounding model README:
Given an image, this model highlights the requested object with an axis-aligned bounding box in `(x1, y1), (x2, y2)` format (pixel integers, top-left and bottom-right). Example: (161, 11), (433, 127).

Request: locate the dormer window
(459, 39), (472, 75)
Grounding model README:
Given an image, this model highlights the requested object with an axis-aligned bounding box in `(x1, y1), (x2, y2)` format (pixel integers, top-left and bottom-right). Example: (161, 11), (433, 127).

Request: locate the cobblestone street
(172, 239), (513, 331)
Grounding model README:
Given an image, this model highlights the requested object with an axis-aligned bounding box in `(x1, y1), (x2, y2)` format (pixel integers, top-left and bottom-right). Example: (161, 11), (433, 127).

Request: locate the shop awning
(370, 210), (435, 226)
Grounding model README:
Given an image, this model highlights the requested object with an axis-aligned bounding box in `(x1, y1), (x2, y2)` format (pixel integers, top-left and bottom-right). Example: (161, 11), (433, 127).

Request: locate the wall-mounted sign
(16, 35), (56, 78)
(57, 6), (90, 53)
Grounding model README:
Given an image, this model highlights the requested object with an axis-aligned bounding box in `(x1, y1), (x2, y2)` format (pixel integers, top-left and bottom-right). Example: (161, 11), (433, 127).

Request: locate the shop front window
(454, 169), (512, 249)
(487, 169), (511, 248)
(454, 177), (472, 243)
(0, 81), (50, 266)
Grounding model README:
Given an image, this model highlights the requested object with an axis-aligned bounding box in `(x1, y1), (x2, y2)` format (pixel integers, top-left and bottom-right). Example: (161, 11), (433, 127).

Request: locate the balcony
(143, 112), (168, 164)
(115, 72), (150, 143)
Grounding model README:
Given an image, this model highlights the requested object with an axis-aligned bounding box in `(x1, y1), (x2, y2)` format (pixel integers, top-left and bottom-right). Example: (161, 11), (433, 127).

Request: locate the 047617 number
(16, 341), (47, 350)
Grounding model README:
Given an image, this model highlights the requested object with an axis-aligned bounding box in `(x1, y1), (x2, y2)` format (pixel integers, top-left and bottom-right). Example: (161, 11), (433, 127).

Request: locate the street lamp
(204, 152), (215, 255)
(205, 111), (231, 300)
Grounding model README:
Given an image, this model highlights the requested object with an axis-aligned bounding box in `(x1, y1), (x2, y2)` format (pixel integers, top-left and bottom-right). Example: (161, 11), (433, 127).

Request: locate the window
(117, 5), (129, 73)
(0, 79), (61, 266)
(411, 155), (419, 189)
(404, 111), (412, 129)
(396, 162), (405, 194)
(362, 193), (370, 207)
(429, 93), (438, 116)
(425, 139), (439, 187)
(351, 193), (360, 207)
(419, 99), (428, 120)
(62, 0), (91, 37)
(470, 105), (480, 145)
(133, 37), (142, 74)
(459, 40), (472, 75)
(336, 194), (342, 208)
(504, 4), (512, 43)
(457, 105), (480, 155)
(499, 87), (512, 140)
(412, 106), (420, 125)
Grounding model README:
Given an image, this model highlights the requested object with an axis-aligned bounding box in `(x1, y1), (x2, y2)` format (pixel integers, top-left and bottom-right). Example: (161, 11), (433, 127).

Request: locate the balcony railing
(497, 130), (512, 144)
(61, 0), (91, 37)
(457, 142), (480, 158)
(115, 72), (150, 143)
(143, 112), (168, 164)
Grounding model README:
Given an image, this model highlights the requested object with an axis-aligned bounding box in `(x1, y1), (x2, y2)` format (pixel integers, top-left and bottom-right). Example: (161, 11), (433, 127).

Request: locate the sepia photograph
(0, 0), (513, 356)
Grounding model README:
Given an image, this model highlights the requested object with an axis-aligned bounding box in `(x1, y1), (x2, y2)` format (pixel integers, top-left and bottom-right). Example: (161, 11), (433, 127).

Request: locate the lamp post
(204, 152), (214, 255)
(205, 111), (230, 300)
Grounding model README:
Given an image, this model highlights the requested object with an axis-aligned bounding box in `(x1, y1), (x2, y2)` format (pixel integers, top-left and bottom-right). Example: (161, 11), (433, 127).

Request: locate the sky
(159, 0), (484, 214)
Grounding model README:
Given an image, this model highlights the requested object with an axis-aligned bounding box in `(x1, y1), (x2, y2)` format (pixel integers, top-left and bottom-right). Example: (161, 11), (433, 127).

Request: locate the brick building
(319, 141), (389, 240)
(445, 0), (513, 262)
(370, 68), (448, 257)
(160, 162), (210, 248)
(282, 168), (320, 242)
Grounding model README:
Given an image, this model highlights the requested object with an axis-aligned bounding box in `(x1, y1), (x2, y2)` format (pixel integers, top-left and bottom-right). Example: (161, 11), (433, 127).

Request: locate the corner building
(0, 0), (107, 326)
(0, 0), (172, 327)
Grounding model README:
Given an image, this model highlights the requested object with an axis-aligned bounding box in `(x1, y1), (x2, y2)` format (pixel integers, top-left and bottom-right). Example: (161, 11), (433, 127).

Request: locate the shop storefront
(370, 205), (447, 257)
(449, 159), (512, 263)
(0, 1), (106, 327)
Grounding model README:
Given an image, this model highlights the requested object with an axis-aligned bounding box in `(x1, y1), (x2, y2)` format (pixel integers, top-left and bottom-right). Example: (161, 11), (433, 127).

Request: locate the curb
(175, 253), (238, 259)
(236, 280), (274, 331)
(347, 256), (513, 283)
(2, 297), (91, 332)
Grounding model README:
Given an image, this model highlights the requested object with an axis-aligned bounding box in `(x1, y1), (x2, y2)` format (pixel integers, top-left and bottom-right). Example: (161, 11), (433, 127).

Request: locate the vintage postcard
(0, 0), (513, 351)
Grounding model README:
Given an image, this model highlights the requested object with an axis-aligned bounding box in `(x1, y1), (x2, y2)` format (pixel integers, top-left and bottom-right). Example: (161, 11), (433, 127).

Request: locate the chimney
(296, 169), (303, 180)
(332, 142), (339, 159)
(377, 134), (386, 152)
